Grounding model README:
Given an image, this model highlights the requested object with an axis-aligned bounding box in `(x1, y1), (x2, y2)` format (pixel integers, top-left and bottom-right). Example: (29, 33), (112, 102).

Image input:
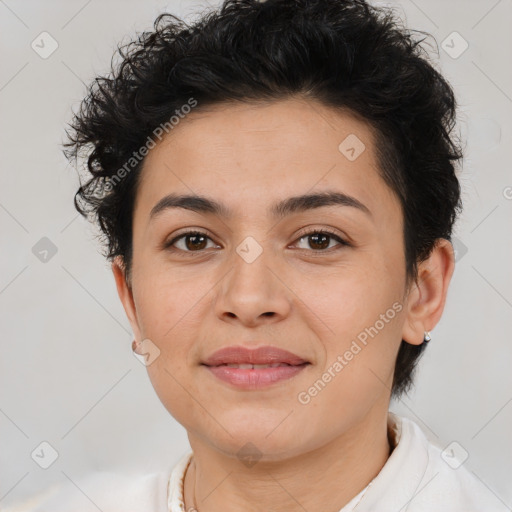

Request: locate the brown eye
(183, 233), (208, 251)
(294, 230), (348, 252)
(166, 231), (217, 253)
(306, 233), (331, 250)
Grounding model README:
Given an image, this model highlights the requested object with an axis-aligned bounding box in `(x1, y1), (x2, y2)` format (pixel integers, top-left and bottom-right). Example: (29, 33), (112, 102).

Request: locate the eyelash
(164, 228), (350, 256)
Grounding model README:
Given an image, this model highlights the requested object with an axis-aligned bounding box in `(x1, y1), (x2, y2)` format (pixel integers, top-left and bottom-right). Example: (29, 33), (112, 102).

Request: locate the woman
(10, 0), (507, 510)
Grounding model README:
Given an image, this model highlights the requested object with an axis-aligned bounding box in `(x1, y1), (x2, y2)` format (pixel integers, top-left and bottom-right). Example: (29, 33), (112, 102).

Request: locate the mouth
(201, 345), (310, 389)
(201, 345), (309, 367)
(212, 362), (304, 369)
(203, 363), (310, 389)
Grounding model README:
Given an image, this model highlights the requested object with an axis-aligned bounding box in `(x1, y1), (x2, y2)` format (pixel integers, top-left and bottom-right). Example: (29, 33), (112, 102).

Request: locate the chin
(204, 412), (312, 459)
(212, 435), (308, 464)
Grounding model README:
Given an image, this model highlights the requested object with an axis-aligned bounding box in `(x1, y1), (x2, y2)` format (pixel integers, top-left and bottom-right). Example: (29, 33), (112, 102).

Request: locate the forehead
(134, 98), (398, 222)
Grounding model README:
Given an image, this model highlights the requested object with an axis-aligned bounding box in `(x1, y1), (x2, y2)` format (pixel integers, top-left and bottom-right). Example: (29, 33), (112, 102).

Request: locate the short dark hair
(64, 0), (463, 400)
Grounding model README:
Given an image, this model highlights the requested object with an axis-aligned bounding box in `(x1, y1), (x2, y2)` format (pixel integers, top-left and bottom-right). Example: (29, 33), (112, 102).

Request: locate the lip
(201, 345), (310, 390)
(205, 364), (308, 389)
(202, 345), (308, 366)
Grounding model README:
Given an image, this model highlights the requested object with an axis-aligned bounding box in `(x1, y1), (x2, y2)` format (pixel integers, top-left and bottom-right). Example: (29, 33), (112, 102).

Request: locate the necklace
(183, 456), (198, 512)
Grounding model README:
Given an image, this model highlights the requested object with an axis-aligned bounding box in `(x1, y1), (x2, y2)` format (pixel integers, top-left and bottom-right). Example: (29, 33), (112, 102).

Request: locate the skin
(112, 97), (455, 512)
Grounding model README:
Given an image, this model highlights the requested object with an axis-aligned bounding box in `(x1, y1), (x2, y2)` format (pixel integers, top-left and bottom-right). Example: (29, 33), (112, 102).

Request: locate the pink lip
(205, 365), (308, 389)
(202, 345), (310, 390)
(202, 345), (308, 366)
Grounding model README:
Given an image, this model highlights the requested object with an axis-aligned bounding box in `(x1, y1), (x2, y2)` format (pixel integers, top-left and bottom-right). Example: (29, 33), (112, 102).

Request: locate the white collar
(166, 412), (507, 512)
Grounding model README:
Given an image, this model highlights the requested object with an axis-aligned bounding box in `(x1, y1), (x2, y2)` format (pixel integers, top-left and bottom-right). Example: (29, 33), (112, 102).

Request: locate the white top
(5, 412), (508, 512)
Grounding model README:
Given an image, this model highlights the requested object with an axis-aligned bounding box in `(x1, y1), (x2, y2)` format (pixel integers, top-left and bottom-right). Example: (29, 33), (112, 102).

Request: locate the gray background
(1, 0), (511, 508)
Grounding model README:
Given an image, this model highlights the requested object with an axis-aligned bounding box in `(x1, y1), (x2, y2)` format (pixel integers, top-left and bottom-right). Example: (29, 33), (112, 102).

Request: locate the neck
(183, 408), (393, 512)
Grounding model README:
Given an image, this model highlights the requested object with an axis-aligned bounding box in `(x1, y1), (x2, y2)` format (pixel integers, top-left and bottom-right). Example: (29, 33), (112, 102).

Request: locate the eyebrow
(149, 191), (371, 221)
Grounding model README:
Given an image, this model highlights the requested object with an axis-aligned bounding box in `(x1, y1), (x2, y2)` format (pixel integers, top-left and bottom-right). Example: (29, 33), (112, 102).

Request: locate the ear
(111, 256), (142, 342)
(401, 238), (455, 345)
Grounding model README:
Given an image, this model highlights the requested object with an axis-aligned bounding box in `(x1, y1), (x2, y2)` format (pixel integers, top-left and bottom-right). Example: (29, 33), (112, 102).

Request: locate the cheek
(295, 260), (400, 335)
(146, 362), (198, 432)
(296, 260), (404, 382)
(130, 269), (204, 419)
(132, 260), (204, 338)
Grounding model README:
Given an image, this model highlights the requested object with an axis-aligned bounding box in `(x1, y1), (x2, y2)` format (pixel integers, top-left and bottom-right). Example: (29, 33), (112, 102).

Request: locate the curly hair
(64, 0), (463, 400)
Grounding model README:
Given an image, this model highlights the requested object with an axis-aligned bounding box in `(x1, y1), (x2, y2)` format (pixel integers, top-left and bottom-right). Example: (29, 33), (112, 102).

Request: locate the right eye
(165, 231), (220, 254)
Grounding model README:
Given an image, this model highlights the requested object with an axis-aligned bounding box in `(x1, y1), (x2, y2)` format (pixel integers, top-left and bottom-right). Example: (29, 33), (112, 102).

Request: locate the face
(114, 98), (437, 460)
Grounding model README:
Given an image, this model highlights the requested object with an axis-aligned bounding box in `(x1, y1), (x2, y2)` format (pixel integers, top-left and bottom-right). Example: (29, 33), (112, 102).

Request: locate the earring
(423, 331), (431, 343)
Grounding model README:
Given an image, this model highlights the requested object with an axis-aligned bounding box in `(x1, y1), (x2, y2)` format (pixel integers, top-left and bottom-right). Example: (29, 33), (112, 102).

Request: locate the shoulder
(357, 413), (509, 512)
(415, 427), (508, 511)
(396, 414), (508, 511)
(2, 468), (172, 512)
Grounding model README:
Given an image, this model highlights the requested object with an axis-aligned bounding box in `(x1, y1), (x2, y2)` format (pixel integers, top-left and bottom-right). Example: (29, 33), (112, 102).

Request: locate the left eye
(294, 230), (348, 251)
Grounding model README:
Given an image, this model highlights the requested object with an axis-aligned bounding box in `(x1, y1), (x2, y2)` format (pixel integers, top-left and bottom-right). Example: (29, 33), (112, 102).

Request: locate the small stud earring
(423, 331), (431, 343)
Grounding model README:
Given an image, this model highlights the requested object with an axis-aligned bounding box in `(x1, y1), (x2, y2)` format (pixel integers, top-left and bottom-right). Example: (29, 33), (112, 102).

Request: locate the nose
(213, 243), (292, 328)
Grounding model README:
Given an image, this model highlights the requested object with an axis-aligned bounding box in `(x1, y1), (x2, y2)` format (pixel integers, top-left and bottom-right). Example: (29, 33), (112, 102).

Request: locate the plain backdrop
(1, 0), (511, 508)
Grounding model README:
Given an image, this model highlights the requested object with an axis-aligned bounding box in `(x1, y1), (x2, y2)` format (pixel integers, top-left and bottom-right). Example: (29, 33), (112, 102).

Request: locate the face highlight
(115, 98), (418, 460)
